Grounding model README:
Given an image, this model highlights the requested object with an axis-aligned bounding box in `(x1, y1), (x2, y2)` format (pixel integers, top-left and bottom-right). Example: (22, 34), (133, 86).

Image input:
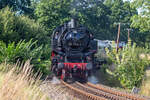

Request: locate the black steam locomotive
(51, 18), (99, 81)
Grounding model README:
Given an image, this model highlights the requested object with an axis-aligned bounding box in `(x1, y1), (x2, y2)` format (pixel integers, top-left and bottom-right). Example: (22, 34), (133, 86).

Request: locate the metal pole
(128, 29), (130, 41)
(127, 28), (132, 41)
(116, 23), (121, 52)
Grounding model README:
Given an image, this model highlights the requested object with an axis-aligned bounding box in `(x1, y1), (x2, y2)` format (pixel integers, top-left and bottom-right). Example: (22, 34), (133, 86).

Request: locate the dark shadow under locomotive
(51, 18), (101, 82)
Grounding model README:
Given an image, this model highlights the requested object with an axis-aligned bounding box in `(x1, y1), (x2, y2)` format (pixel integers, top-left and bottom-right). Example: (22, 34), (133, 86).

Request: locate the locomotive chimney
(69, 18), (78, 28)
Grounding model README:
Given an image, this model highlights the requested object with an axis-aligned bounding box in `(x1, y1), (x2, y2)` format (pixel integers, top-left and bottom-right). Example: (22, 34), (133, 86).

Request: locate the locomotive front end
(51, 18), (97, 81)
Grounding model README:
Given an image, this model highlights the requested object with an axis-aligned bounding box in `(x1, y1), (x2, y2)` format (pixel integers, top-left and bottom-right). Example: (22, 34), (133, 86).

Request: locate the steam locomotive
(51, 18), (100, 81)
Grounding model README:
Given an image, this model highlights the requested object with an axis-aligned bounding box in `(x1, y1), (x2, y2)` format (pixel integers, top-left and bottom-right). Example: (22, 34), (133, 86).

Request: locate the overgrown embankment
(0, 60), (49, 100)
(0, 40), (51, 76)
(97, 40), (150, 96)
(140, 67), (150, 96)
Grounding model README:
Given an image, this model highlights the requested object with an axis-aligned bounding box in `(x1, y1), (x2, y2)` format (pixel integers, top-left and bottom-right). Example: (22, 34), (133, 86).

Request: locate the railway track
(61, 80), (149, 100)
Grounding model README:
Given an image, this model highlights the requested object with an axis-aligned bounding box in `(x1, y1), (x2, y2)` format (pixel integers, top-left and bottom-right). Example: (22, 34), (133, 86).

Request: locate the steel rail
(76, 82), (127, 100)
(87, 82), (146, 100)
(61, 80), (107, 100)
(61, 80), (148, 100)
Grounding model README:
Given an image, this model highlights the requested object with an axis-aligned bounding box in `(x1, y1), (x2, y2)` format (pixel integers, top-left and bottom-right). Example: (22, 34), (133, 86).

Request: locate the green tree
(69, 0), (111, 38)
(131, 0), (150, 32)
(35, 0), (72, 33)
(35, 0), (111, 39)
(104, 0), (137, 41)
(130, 0), (150, 47)
(0, 7), (48, 45)
(34, 0), (139, 41)
(78, 1), (111, 39)
(0, 0), (33, 14)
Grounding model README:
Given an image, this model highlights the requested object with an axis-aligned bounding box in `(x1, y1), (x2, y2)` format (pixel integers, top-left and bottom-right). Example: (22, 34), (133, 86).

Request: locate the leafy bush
(0, 40), (51, 75)
(106, 40), (150, 89)
(0, 7), (49, 45)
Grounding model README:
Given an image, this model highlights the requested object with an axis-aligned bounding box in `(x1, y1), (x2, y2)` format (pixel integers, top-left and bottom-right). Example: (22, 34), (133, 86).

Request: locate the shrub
(0, 40), (51, 75)
(0, 7), (49, 45)
(106, 40), (150, 89)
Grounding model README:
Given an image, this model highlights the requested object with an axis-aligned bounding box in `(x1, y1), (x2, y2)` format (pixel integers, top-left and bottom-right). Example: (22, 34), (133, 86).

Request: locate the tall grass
(0, 60), (49, 100)
(140, 69), (150, 96)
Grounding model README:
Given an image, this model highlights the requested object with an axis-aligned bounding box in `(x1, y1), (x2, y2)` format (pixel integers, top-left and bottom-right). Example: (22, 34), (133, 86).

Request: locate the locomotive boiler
(51, 18), (98, 81)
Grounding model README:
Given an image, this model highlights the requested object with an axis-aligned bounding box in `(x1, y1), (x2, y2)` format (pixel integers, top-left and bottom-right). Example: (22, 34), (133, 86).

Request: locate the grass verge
(0, 60), (49, 100)
(140, 68), (150, 96)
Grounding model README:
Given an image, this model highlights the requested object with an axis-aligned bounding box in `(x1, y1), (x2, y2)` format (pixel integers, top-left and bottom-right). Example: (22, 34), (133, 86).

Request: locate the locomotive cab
(51, 18), (98, 81)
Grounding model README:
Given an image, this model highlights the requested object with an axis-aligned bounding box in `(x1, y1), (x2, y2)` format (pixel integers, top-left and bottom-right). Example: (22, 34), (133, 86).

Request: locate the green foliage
(105, 0), (137, 41)
(71, 0), (137, 41)
(77, 0), (111, 40)
(0, 40), (51, 75)
(0, 0), (32, 14)
(35, 0), (72, 33)
(106, 40), (150, 89)
(130, 0), (150, 46)
(35, 0), (113, 39)
(34, 0), (145, 43)
(0, 7), (49, 45)
(131, 0), (150, 32)
(104, 0), (149, 46)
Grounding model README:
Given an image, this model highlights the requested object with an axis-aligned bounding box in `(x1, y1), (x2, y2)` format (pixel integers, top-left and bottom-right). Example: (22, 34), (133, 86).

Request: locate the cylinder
(70, 18), (77, 28)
